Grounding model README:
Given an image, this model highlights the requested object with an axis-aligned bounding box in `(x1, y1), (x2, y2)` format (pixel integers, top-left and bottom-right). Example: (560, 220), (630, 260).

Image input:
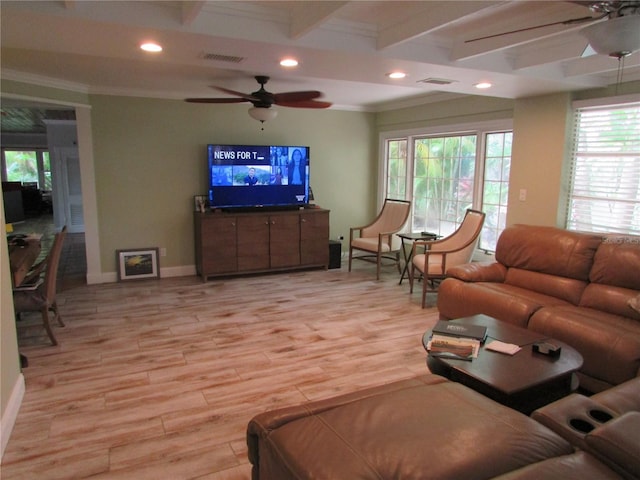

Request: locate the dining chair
(348, 198), (411, 279)
(13, 226), (68, 345)
(410, 209), (485, 308)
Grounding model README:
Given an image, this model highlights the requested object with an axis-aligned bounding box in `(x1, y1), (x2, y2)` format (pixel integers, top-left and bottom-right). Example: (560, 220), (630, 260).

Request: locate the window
(567, 99), (640, 235)
(1, 149), (51, 189)
(382, 120), (512, 251)
(412, 134), (477, 237)
(386, 139), (407, 199)
(481, 132), (512, 251)
(42, 151), (52, 190)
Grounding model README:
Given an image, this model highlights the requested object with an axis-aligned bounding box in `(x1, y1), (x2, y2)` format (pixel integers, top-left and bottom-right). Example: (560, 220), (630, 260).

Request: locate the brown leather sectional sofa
(247, 374), (640, 479)
(437, 225), (640, 393)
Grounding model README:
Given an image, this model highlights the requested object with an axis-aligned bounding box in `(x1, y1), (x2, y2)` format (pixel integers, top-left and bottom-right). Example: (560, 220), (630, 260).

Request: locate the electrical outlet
(339, 235), (344, 241)
(160, 247), (167, 257)
(519, 189), (527, 201)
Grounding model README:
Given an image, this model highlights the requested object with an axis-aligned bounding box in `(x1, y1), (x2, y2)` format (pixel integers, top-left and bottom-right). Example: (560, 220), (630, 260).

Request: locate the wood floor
(3, 262), (440, 479)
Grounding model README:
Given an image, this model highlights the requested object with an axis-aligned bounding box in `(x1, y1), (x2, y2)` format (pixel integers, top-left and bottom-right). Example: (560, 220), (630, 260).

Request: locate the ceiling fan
(186, 75), (332, 125)
(465, 1), (640, 59)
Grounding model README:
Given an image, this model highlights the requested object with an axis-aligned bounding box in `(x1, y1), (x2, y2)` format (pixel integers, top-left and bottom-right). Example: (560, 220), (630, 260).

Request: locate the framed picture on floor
(116, 248), (160, 281)
(194, 195), (207, 212)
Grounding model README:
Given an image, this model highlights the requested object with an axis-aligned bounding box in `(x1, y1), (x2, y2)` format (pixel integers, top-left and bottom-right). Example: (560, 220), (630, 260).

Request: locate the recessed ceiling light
(140, 42), (163, 53)
(475, 82), (492, 89)
(280, 58), (299, 67)
(387, 72), (407, 79)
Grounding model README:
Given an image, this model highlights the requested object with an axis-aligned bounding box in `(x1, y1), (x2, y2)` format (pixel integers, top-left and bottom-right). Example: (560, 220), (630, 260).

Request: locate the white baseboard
(1, 373), (25, 461)
(87, 265), (197, 284)
(161, 265), (197, 278)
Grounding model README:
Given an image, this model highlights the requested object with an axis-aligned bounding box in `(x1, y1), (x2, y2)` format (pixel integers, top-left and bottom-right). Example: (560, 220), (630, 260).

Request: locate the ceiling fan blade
(185, 98), (250, 104)
(276, 99), (332, 109)
(465, 15), (598, 43)
(211, 86), (260, 102)
(273, 91), (323, 103)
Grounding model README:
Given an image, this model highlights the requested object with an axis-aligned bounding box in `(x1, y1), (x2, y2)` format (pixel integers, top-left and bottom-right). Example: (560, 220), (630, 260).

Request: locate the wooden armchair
(348, 199), (411, 279)
(410, 209), (485, 307)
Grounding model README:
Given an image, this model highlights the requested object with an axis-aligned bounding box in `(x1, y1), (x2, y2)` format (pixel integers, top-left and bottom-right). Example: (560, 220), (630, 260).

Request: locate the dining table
(8, 234), (42, 287)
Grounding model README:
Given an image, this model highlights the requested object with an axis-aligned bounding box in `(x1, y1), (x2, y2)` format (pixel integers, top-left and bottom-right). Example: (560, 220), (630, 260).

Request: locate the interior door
(57, 147), (84, 233)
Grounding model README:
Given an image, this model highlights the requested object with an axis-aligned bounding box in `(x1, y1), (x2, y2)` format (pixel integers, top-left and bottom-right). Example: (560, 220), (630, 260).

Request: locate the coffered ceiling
(1, 1), (639, 132)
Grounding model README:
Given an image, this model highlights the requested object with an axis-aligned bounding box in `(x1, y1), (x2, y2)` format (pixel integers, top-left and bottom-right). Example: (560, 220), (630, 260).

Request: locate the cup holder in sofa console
(588, 409), (614, 423)
(569, 418), (596, 434)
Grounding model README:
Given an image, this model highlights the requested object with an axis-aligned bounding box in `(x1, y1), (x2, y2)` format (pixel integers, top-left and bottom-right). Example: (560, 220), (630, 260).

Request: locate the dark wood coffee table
(424, 314), (583, 414)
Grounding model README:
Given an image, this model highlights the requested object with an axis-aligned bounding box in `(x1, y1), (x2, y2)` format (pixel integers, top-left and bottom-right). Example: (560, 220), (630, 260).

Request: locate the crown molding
(1, 69), (90, 94)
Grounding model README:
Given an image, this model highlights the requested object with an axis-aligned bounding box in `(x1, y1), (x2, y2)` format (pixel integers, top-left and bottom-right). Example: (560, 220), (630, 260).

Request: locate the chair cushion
(351, 237), (393, 253)
(412, 252), (445, 275)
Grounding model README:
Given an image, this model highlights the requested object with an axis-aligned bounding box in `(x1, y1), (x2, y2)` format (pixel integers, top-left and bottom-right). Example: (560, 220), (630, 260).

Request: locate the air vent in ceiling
(417, 77), (457, 85)
(199, 52), (245, 63)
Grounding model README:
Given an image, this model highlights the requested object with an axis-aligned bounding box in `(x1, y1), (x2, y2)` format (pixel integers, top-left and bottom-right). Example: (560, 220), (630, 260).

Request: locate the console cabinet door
(195, 209), (330, 278)
(237, 215), (270, 271)
(199, 215), (237, 275)
(300, 211), (330, 266)
(270, 214), (300, 268)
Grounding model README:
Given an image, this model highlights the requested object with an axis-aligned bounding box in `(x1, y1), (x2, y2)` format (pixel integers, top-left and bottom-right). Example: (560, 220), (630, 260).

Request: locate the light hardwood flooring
(3, 261), (440, 479)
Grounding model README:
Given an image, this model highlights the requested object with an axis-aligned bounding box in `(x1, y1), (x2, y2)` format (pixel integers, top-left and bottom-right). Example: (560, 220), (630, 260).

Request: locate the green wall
(1, 196), (22, 452)
(377, 95), (515, 132)
(90, 95), (376, 274)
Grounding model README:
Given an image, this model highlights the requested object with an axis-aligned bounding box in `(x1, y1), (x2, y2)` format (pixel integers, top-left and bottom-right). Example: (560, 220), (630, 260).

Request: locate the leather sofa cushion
(247, 375), (573, 480)
(505, 268), (587, 305)
(495, 225), (602, 281)
(437, 278), (571, 327)
(580, 284), (640, 321)
(491, 451), (624, 480)
(591, 238), (640, 290)
(529, 306), (640, 389)
(591, 376), (640, 415)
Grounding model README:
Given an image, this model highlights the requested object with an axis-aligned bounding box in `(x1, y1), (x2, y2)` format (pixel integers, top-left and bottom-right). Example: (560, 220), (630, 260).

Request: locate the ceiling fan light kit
(580, 14), (640, 58)
(248, 107), (278, 123)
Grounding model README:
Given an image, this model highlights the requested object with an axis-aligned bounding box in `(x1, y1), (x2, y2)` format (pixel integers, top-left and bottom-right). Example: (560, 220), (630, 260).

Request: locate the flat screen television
(207, 144), (310, 210)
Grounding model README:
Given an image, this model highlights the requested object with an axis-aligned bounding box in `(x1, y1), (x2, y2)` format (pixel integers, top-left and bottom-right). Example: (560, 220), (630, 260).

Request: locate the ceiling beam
(451, 22), (588, 62)
(514, 37), (588, 70)
(563, 51), (640, 77)
(182, 1), (205, 26)
(289, 1), (349, 40)
(377, 2), (497, 50)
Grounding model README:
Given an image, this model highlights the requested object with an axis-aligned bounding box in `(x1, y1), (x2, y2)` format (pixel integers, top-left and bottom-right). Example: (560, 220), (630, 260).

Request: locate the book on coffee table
(427, 334), (480, 359)
(432, 320), (488, 342)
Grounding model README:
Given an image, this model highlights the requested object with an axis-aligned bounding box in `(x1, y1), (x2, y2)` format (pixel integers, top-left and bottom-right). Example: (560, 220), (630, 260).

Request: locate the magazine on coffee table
(427, 334), (480, 359)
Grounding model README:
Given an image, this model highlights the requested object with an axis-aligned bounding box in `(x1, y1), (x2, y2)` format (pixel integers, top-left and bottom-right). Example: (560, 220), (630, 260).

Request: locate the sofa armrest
(586, 412), (640, 479)
(447, 261), (507, 282)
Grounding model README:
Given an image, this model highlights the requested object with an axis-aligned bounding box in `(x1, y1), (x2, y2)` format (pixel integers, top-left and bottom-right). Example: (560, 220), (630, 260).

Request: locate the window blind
(567, 101), (640, 235)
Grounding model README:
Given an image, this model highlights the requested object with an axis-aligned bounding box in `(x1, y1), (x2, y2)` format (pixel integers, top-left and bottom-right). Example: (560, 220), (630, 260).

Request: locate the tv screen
(208, 144), (310, 210)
